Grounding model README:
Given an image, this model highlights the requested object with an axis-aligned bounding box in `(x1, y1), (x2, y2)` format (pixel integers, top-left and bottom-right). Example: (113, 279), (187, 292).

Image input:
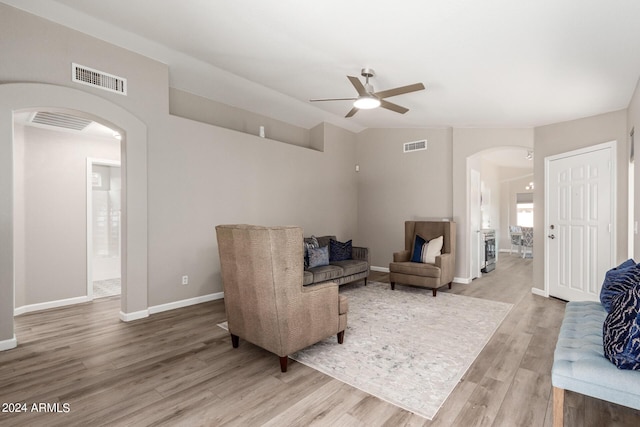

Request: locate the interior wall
(628, 77), (640, 259)
(452, 129), (535, 281)
(355, 128), (453, 268)
(532, 109), (628, 291)
(14, 124), (120, 307)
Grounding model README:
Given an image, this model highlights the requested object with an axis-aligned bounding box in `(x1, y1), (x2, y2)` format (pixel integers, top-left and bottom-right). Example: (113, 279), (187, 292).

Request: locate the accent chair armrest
(435, 253), (454, 284)
(394, 250), (411, 262)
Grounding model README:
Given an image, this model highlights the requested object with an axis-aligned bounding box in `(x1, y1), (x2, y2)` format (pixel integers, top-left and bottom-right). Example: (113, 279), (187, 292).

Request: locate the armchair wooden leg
(391, 282), (395, 290)
(279, 356), (288, 373)
(553, 387), (564, 427)
(432, 288), (437, 297)
(364, 277), (367, 286)
(448, 282), (452, 289)
(231, 333), (239, 348)
(337, 330), (345, 344)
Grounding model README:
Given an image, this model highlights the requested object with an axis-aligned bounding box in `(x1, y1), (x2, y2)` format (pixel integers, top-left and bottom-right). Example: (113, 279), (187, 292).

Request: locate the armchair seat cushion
(307, 265), (344, 283)
(389, 261), (441, 278)
(330, 259), (369, 277)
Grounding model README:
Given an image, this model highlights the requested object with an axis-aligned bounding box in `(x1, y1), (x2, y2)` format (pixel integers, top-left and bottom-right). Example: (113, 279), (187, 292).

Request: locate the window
(516, 193), (533, 227)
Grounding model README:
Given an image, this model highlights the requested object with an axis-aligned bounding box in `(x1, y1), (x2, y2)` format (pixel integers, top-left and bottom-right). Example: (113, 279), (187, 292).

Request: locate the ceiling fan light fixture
(353, 95), (381, 110)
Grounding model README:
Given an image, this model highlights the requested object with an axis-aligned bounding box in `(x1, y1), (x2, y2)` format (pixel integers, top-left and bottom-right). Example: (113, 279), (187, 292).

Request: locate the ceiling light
(353, 95), (381, 110)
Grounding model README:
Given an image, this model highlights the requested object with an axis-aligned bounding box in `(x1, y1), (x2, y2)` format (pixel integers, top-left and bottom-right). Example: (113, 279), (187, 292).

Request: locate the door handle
(548, 234), (555, 239)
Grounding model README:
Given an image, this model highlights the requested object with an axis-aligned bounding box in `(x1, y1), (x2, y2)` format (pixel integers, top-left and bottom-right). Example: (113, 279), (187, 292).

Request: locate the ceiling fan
(310, 68), (425, 118)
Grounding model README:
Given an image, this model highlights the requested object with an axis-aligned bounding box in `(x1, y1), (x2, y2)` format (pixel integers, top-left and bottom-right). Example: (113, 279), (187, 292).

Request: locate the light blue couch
(551, 301), (640, 427)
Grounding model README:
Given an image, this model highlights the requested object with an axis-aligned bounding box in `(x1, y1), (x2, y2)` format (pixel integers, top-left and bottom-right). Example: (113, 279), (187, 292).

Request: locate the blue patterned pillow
(411, 235), (427, 262)
(308, 245), (329, 268)
(600, 259), (640, 313)
(603, 283), (640, 370)
(329, 239), (352, 261)
(303, 236), (319, 267)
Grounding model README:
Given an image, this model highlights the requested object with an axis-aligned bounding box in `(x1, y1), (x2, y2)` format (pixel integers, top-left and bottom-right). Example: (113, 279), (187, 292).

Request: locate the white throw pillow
(421, 235), (443, 264)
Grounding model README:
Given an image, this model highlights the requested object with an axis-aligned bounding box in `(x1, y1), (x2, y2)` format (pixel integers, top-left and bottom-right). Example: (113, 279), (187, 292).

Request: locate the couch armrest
(394, 250), (411, 262)
(352, 246), (369, 264)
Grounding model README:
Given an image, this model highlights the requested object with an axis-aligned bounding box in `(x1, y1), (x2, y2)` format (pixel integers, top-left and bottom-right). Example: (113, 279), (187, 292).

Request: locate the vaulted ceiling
(6, 0), (640, 133)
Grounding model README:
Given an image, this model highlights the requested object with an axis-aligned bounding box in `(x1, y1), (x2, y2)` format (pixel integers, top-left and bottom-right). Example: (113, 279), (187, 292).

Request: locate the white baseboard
(531, 287), (548, 297)
(148, 292), (224, 315)
(370, 266), (389, 273)
(0, 335), (17, 351)
(453, 276), (473, 284)
(14, 295), (91, 316)
(119, 309), (149, 322)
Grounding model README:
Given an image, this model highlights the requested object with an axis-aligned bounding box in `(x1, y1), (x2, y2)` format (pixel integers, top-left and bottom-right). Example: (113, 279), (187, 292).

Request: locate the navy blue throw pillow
(603, 283), (640, 370)
(411, 235), (427, 263)
(600, 259), (640, 313)
(329, 239), (352, 261)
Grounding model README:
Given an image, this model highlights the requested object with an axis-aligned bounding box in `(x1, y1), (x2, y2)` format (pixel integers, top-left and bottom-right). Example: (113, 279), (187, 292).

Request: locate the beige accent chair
(389, 221), (456, 296)
(215, 224), (348, 372)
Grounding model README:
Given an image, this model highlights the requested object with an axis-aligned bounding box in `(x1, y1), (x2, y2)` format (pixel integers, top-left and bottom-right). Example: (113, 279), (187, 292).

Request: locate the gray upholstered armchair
(389, 221), (456, 296)
(215, 224), (348, 372)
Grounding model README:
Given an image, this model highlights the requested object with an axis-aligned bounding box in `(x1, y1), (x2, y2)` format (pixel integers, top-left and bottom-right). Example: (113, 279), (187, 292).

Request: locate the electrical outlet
(181, 275), (189, 285)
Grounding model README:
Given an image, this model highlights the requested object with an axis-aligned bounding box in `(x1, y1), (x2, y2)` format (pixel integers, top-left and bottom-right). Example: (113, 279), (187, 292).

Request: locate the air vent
(72, 63), (127, 95)
(31, 112), (92, 131)
(403, 139), (427, 153)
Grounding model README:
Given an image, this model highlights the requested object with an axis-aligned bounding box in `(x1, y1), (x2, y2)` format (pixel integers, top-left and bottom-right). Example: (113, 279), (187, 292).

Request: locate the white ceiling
(5, 0), (640, 133)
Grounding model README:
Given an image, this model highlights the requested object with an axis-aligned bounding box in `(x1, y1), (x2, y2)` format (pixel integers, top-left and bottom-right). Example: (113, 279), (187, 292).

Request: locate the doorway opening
(13, 110), (122, 312)
(88, 159), (122, 299)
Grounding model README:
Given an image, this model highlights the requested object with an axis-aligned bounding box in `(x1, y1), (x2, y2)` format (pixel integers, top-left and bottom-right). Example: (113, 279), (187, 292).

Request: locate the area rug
(219, 281), (512, 420)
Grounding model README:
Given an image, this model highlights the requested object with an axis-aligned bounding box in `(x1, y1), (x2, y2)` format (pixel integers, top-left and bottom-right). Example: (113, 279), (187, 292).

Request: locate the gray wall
(532, 109), (629, 291)
(355, 128), (453, 268)
(628, 79), (640, 259)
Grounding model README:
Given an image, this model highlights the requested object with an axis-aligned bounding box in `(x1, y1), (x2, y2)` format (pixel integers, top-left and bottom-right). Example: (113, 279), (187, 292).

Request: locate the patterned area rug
(218, 281), (512, 420)
(292, 281), (512, 419)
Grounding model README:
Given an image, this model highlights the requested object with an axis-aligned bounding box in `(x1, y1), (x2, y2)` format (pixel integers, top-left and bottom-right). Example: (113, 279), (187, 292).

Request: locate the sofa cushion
(411, 234), (443, 264)
(307, 265), (344, 283)
(330, 259), (368, 277)
(308, 245), (329, 268)
(330, 238), (352, 261)
(315, 235), (335, 248)
(603, 284), (640, 370)
(303, 271), (314, 286)
(410, 234), (427, 262)
(388, 261), (441, 278)
(600, 259), (640, 313)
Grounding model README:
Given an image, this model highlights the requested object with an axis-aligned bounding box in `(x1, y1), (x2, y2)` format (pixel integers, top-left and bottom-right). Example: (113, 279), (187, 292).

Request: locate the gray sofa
(303, 235), (370, 287)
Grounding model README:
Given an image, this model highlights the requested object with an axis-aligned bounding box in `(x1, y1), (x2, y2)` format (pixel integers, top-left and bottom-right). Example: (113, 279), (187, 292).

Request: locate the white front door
(546, 142), (616, 301)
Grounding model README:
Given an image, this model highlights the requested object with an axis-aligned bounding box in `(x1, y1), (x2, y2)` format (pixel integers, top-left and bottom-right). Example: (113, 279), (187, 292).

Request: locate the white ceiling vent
(403, 139), (427, 153)
(31, 111), (92, 131)
(72, 63), (127, 95)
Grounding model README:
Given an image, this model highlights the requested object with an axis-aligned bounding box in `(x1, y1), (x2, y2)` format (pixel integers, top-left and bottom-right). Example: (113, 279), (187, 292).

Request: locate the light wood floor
(2, 255), (639, 426)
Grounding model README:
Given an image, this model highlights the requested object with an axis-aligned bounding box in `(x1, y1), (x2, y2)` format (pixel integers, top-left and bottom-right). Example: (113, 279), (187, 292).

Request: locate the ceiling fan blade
(310, 97), (357, 102)
(347, 76), (368, 96)
(345, 107), (359, 118)
(380, 99), (409, 114)
(374, 82), (425, 99)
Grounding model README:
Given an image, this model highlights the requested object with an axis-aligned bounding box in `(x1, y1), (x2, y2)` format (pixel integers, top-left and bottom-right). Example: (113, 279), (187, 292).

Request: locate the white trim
(531, 287), (548, 297)
(544, 140), (617, 299)
(370, 266), (389, 273)
(119, 309), (149, 322)
(0, 335), (17, 351)
(148, 292), (224, 315)
(86, 158), (121, 301)
(453, 276), (473, 284)
(14, 296), (91, 316)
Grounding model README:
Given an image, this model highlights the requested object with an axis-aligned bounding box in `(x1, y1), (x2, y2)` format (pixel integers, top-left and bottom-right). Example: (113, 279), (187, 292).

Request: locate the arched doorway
(0, 83), (148, 351)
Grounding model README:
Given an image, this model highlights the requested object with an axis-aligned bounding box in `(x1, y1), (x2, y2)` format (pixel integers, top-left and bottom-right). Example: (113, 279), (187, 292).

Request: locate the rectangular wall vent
(72, 63), (127, 95)
(403, 139), (427, 153)
(31, 111), (92, 131)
